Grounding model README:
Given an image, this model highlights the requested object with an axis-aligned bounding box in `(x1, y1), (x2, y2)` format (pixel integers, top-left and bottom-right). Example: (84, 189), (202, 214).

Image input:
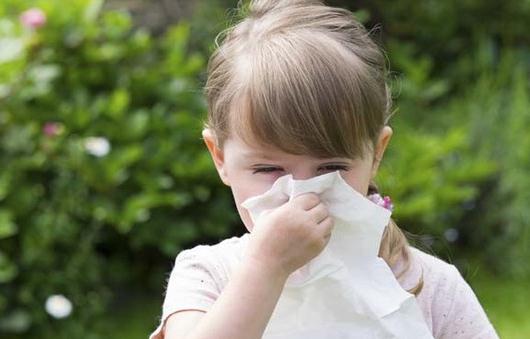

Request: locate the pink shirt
(150, 233), (499, 339)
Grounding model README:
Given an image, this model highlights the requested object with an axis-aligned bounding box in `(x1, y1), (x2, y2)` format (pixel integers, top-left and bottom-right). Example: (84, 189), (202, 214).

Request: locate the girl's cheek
(247, 171), (283, 184)
(246, 176), (280, 196)
(266, 173), (285, 184)
(238, 175), (264, 194)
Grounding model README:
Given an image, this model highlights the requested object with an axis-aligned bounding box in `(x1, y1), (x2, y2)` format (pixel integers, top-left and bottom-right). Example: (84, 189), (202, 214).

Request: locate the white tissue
(241, 171), (433, 339)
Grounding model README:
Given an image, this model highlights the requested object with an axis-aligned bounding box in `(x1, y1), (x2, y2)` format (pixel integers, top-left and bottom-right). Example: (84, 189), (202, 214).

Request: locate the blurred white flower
(444, 228), (459, 243)
(45, 294), (72, 319)
(84, 137), (111, 157)
(20, 8), (46, 29)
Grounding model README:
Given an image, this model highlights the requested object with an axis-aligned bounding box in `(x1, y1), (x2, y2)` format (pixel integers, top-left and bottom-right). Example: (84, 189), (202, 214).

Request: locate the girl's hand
(245, 192), (334, 279)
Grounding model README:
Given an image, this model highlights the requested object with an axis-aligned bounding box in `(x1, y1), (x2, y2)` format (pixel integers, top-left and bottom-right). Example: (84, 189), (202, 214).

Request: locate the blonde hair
(203, 0), (423, 295)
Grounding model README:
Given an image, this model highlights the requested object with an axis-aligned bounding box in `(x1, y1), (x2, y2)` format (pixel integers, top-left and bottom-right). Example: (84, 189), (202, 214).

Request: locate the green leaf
(84, 0), (104, 23)
(0, 210), (17, 238)
(0, 172), (11, 201)
(118, 192), (192, 233)
(107, 88), (130, 119)
(0, 251), (17, 283)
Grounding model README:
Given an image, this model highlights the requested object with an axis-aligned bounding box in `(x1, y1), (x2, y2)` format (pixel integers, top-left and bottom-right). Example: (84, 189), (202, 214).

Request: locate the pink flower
(20, 8), (47, 29)
(382, 196), (394, 211)
(42, 122), (63, 137)
(367, 193), (394, 212)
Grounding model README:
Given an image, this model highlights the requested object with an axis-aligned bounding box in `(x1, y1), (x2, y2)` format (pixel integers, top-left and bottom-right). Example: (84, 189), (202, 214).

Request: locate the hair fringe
(247, 0), (324, 17)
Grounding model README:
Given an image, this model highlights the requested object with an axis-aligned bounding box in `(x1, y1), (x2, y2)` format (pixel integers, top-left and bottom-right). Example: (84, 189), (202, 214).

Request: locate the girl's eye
(252, 167), (282, 174)
(320, 165), (349, 171)
(252, 165), (349, 174)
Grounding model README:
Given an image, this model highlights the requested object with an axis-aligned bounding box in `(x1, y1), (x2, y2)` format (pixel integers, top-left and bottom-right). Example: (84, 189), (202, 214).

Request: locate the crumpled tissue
(240, 171), (433, 339)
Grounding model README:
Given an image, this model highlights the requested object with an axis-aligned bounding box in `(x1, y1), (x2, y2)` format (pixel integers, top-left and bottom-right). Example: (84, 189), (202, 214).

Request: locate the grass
(101, 293), (162, 339)
(467, 268), (530, 339)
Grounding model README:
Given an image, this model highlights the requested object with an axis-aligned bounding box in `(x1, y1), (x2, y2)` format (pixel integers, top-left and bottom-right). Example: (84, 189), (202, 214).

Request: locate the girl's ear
(370, 126), (393, 179)
(202, 128), (230, 186)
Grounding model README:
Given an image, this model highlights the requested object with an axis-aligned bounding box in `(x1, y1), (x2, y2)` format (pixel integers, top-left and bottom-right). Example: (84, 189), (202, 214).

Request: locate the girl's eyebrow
(241, 150), (277, 160)
(242, 151), (354, 163)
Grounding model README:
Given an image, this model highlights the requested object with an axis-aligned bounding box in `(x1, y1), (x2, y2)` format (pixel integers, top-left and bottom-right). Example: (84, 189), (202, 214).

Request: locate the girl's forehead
(226, 135), (290, 159)
(227, 136), (352, 163)
(223, 128), (370, 162)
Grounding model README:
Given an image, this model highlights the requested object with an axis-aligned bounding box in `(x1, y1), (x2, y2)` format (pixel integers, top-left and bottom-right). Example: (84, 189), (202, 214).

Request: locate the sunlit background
(0, 0), (529, 338)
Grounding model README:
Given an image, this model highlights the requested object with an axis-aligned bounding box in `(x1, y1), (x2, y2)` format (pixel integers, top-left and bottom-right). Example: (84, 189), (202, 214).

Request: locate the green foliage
(461, 50), (530, 277)
(379, 42), (530, 277)
(0, 0), (236, 337)
(378, 123), (497, 233)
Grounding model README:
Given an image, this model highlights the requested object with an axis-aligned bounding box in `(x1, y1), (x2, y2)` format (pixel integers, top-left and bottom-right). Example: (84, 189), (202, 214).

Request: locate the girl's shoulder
(175, 233), (248, 261)
(172, 232), (251, 286)
(396, 245), (467, 308)
(398, 246), (498, 338)
(150, 234), (251, 339)
(175, 232), (250, 260)
(387, 245), (465, 299)
(393, 246), (460, 285)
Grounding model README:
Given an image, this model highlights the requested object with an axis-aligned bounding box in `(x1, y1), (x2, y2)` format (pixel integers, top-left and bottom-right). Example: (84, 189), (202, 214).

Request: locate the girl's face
(202, 127), (393, 232)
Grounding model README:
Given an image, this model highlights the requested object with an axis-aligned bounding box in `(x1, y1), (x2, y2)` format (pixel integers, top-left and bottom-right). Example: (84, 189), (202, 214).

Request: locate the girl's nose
(290, 170), (317, 181)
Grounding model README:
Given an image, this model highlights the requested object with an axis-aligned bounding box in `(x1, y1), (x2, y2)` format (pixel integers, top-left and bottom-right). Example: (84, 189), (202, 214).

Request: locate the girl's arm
(165, 256), (289, 339)
(163, 192), (332, 339)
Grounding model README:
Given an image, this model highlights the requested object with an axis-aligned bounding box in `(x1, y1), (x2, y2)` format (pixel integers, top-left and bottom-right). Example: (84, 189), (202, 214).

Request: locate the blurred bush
(378, 47), (529, 278)
(0, 0), (237, 337)
(461, 50), (530, 277)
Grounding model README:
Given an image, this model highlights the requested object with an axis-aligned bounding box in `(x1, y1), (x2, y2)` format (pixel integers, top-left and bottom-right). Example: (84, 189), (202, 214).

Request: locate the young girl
(150, 1), (498, 338)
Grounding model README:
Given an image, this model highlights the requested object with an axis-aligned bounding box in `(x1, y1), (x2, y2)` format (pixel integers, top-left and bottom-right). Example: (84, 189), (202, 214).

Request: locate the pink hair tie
(367, 193), (394, 212)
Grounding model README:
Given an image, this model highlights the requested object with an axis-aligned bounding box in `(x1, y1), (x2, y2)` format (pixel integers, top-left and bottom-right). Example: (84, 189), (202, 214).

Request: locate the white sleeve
(149, 246), (221, 339)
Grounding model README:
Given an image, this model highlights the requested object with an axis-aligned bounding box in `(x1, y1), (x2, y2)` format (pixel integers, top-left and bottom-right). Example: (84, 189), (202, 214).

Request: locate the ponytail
(371, 179), (425, 296)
